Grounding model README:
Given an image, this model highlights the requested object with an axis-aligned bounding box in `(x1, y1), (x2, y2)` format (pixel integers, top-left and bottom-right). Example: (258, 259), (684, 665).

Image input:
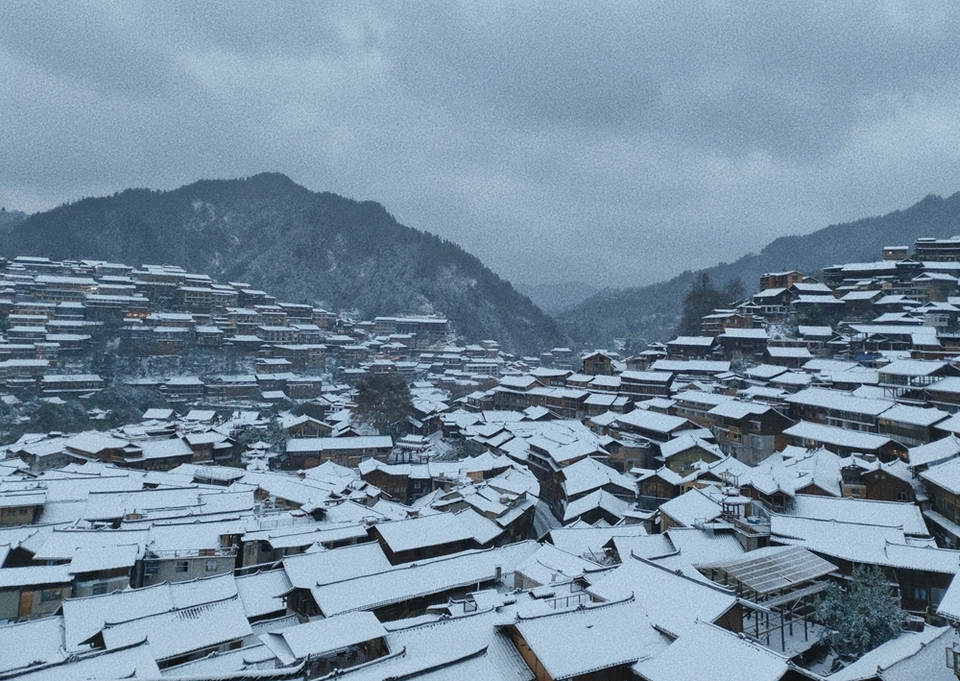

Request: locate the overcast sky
(2, 2), (960, 288)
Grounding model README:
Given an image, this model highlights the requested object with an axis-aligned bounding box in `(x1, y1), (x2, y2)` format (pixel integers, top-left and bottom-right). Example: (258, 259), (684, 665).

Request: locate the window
(933, 587), (947, 605)
(144, 562), (159, 575)
(175, 560), (189, 573)
(40, 588), (62, 602)
(91, 582), (108, 595)
(205, 560), (218, 572)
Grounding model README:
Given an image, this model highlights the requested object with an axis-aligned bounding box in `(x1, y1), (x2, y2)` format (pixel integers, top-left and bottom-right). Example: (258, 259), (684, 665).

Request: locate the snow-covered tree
(353, 374), (414, 438)
(814, 565), (904, 656)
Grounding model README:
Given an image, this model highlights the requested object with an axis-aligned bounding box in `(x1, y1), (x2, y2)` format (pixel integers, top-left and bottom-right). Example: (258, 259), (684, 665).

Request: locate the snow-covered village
(4, 238), (960, 680)
(11, 4), (960, 679)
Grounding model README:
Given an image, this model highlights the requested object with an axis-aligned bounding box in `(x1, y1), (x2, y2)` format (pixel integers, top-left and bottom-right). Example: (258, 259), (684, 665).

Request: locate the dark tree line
(674, 273), (744, 337)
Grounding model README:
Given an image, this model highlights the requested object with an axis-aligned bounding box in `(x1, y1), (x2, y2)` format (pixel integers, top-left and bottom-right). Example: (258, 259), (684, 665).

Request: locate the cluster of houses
(10, 240), (960, 678)
(0, 255), (513, 401)
(4, 441), (960, 680)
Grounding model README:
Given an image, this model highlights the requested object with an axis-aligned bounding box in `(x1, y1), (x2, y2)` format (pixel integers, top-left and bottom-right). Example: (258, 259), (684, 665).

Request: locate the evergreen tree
(353, 374), (414, 438)
(674, 274), (744, 337)
(30, 400), (91, 434)
(814, 565), (904, 656)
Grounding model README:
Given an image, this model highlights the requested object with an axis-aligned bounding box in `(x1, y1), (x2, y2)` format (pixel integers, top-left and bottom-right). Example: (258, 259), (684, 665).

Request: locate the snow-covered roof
(141, 408), (176, 420)
(928, 376), (960, 395)
(546, 524), (647, 559)
(286, 435), (393, 453)
(588, 557), (735, 638)
(282, 541), (392, 589)
(790, 494), (929, 537)
(235, 568), (292, 619)
(661, 527), (744, 565)
(615, 409), (692, 435)
(561, 456), (635, 498)
(515, 542), (609, 587)
(562, 489), (632, 524)
(784, 420), (894, 451)
(878, 359), (949, 376)
(0, 617), (68, 676)
(353, 608), (528, 681)
(63, 431), (129, 454)
(743, 447), (842, 498)
(785, 387), (893, 416)
(658, 488), (722, 527)
(667, 336), (716, 347)
(938, 574), (960, 622)
(658, 434), (720, 462)
(920, 456), (960, 496)
(10, 642), (161, 681)
(707, 399), (770, 420)
(137, 437), (193, 460)
(880, 403), (950, 427)
(765, 346), (813, 359)
(719, 328), (769, 339)
(823, 625), (952, 681)
(310, 542), (538, 617)
(512, 598), (667, 680)
(745, 363), (789, 380)
(772, 515), (960, 574)
(935, 412), (960, 437)
(649, 359), (731, 374)
(797, 322), (834, 338)
(672, 390), (734, 408)
(0, 489), (46, 508)
(0, 564), (73, 589)
(100, 594), (252, 662)
(61, 572), (238, 651)
(737, 385), (789, 401)
(848, 325), (940, 345)
(620, 370), (673, 384)
(69, 542), (142, 574)
(632, 620), (789, 681)
(909, 435), (960, 468)
(260, 611), (386, 665)
(752, 287), (788, 299)
(769, 371), (813, 387)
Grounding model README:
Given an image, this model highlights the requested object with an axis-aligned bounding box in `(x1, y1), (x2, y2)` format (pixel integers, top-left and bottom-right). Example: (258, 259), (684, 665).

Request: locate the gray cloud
(2, 2), (960, 288)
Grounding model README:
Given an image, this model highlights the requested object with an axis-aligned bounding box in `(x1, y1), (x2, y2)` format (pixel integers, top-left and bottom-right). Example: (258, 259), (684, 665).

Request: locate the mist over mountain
(0, 173), (564, 355)
(515, 281), (601, 316)
(559, 191), (960, 349)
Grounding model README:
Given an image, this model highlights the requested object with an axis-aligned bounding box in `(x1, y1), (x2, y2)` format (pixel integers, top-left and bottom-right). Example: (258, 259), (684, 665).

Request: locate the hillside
(0, 174), (564, 354)
(559, 191), (960, 348)
(0, 208), (26, 232)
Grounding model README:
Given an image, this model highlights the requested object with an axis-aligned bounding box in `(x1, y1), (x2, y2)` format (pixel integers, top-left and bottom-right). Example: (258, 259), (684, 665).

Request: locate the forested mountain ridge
(0, 173), (564, 354)
(559, 191), (960, 348)
(0, 208), (26, 232)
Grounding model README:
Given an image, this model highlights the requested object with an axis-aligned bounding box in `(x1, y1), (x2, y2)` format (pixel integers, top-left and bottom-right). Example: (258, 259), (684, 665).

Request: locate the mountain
(559, 191), (960, 349)
(0, 173), (564, 355)
(0, 208), (26, 233)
